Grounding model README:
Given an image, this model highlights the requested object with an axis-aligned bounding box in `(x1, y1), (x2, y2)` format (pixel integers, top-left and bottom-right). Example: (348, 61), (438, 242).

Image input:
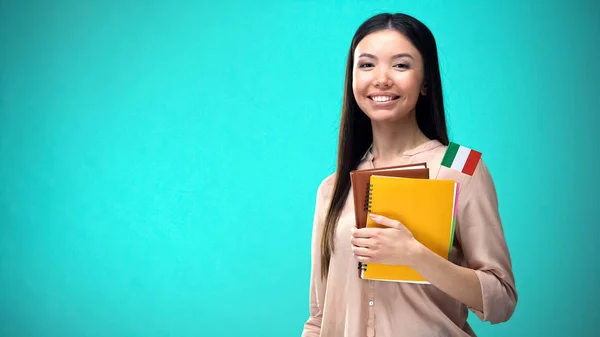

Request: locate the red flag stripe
(462, 150), (481, 175)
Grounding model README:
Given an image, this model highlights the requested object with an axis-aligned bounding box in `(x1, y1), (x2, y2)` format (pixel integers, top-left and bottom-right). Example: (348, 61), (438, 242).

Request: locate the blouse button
(369, 300), (374, 306)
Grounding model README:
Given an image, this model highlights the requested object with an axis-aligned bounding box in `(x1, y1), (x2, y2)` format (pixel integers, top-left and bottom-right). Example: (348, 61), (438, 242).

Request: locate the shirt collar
(360, 139), (443, 162)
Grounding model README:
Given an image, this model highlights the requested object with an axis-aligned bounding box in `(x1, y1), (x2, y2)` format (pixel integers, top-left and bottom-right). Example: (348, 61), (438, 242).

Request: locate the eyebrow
(358, 53), (414, 60)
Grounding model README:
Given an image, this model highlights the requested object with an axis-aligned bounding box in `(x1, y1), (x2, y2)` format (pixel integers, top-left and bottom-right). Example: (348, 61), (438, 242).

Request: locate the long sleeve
(301, 177), (332, 337)
(455, 159), (518, 324)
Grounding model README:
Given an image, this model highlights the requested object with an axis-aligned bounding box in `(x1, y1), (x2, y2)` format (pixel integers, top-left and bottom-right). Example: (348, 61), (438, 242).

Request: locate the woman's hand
(352, 215), (485, 314)
(351, 213), (423, 266)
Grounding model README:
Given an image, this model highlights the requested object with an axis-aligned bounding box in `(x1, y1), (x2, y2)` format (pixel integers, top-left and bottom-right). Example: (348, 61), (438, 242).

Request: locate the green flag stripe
(441, 142), (459, 167)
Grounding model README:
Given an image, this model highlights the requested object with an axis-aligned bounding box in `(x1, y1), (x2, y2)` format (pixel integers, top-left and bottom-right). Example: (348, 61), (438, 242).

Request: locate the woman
(301, 13), (517, 337)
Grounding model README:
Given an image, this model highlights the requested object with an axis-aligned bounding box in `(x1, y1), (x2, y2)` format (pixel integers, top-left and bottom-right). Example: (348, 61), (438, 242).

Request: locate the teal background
(1, 0), (598, 336)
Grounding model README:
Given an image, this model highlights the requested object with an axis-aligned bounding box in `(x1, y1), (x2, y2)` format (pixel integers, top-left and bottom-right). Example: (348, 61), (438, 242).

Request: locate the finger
(352, 246), (373, 259)
(352, 228), (380, 238)
(369, 214), (402, 229)
(350, 237), (371, 248)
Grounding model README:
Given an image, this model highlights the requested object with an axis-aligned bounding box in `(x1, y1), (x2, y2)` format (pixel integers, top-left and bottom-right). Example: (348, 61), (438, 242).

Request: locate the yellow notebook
(360, 175), (459, 284)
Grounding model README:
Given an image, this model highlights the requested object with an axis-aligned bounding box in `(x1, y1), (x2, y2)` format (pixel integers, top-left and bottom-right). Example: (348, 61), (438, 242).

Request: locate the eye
(359, 62), (374, 69)
(394, 63), (410, 69)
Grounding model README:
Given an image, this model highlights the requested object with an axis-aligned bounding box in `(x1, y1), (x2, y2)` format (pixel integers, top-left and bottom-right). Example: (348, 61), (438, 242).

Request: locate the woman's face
(352, 29), (426, 123)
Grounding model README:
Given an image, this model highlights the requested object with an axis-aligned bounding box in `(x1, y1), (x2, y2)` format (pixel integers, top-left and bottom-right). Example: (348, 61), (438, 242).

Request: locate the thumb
(369, 214), (401, 229)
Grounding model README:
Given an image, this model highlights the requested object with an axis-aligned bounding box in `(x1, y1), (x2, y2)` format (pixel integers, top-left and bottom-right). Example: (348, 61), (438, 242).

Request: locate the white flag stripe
(450, 146), (470, 171)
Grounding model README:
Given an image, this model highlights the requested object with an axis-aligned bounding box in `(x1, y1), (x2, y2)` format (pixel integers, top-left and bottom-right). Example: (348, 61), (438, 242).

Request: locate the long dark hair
(320, 13), (449, 280)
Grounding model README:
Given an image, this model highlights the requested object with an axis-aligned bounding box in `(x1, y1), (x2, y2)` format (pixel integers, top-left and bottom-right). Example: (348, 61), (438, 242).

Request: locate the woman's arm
(352, 215), (483, 311)
(352, 160), (517, 323)
(302, 177), (332, 337)
(411, 240), (483, 311)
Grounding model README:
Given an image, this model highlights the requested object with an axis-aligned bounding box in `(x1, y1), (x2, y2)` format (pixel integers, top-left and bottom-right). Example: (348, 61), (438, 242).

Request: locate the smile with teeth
(369, 95), (399, 102)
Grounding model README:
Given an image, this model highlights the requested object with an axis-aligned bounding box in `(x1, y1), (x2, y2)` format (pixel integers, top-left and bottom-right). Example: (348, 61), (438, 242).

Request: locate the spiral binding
(363, 183), (373, 212)
(359, 182), (374, 273)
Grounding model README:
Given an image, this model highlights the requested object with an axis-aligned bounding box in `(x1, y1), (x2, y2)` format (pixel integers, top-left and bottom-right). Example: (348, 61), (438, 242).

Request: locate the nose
(374, 68), (392, 88)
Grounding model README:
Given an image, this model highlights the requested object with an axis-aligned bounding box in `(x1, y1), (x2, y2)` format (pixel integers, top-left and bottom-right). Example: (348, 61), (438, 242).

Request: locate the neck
(370, 113), (430, 165)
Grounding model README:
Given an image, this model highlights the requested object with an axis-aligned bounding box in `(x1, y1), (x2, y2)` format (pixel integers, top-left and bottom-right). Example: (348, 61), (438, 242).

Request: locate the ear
(420, 81), (427, 96)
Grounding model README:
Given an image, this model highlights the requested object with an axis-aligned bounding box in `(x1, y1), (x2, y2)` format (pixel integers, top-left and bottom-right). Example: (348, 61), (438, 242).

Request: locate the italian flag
(441, 142), (482, 176)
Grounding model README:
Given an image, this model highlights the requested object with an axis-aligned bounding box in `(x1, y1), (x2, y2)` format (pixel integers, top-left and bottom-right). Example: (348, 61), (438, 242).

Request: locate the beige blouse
(301, 139), (517, 337)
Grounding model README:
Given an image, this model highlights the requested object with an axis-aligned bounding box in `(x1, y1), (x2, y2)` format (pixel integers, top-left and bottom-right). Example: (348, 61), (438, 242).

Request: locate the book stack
(349, 163), (459, 284)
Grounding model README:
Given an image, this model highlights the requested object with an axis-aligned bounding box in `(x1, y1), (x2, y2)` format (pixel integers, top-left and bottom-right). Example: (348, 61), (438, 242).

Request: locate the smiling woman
(301, 13), (517, 337)
(353, 31), (426, 121)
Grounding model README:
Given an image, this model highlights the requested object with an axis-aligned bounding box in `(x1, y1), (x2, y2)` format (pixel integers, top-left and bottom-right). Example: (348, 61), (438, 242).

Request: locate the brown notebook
(350, 163), (430, 229)
(349, 163), (430, 276)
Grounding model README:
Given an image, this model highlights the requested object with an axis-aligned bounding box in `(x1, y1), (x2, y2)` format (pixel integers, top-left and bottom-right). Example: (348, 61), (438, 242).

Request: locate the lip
(367, 92), (400, 107)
